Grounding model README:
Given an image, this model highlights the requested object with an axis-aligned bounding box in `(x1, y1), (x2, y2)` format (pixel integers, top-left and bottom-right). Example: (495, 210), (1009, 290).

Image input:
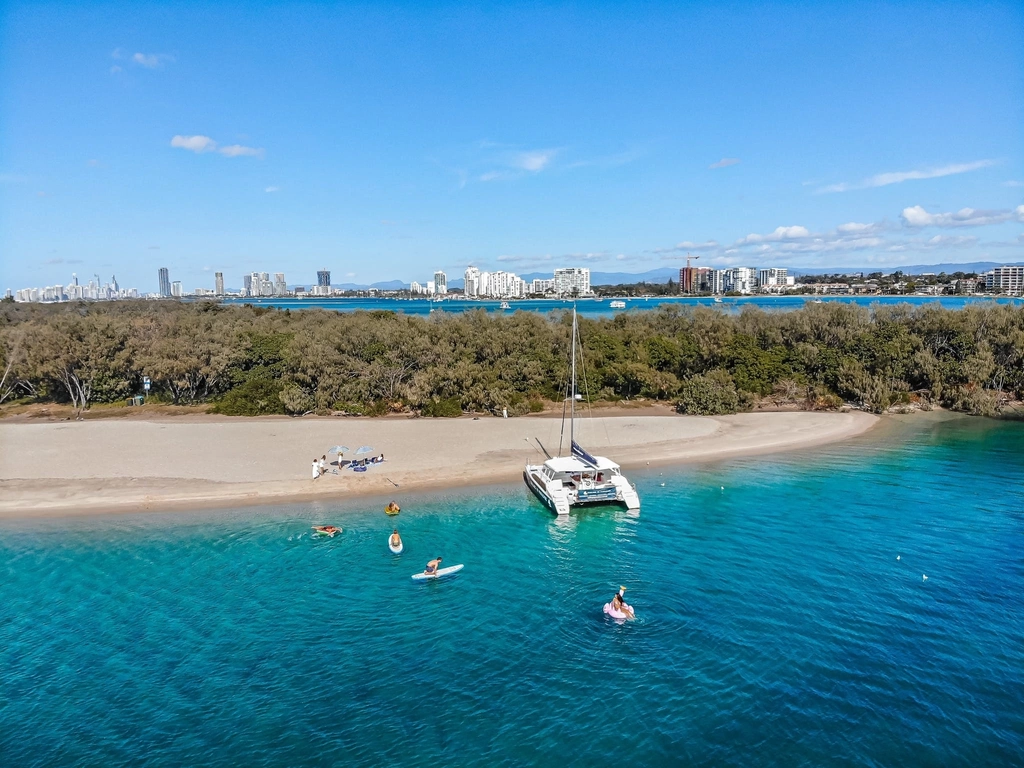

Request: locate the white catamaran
(524, 308), (640, 515)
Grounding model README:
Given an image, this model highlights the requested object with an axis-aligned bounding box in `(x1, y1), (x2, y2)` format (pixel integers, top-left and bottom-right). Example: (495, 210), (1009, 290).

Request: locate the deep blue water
(220, 294), (1023, 317)
(2, 416), (1023, 766)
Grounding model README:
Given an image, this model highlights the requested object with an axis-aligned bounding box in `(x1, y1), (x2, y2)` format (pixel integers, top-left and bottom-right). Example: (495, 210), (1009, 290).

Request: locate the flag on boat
(571, 440), (599, 467)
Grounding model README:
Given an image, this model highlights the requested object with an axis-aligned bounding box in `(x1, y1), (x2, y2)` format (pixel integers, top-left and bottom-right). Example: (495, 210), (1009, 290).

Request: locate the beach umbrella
(328, 445), (350, 454)
(355, 445), (374, 455)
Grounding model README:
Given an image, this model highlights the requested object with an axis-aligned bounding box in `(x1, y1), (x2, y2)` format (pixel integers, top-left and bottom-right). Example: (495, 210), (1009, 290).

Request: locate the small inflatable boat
(603, 601), (634, 620)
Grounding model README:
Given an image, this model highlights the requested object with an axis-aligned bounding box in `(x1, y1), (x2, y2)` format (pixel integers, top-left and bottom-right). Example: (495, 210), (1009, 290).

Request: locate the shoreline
(0, 411), (879, 519)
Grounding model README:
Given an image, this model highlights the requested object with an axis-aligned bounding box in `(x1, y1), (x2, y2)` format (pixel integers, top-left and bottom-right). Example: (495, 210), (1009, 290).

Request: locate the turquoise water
(221, 294), (1022, 317)
(2, 416), (1023, 766)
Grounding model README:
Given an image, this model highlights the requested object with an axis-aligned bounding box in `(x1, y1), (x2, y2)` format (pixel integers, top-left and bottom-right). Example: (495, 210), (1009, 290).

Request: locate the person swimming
(424, 556), (442, 575)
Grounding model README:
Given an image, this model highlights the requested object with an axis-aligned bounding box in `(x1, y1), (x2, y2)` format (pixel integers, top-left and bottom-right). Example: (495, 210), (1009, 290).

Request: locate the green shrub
(212, 378), (286, 416)
(675, 371), (741, 415)
(421, 397), (462, 417)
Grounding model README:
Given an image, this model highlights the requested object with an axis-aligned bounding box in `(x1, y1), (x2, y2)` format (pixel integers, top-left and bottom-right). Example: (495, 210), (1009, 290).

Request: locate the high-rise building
(531, 278), (555, 295)
(727, 267), (758, 294)
(680, 267), (712, 294)
(274, 273), (287, 296)
(434, 270), (448, 295)
(242, 274), (252, 296)
(464, 266), (480, 298)
(317, 269), (331, 287)
(553, 267), (591, 297)
(171, 281), (183, 297)
(158, 267), (171, 297)
(758, 268), (789, 292)
(110, 275), (119, 293)
(215, 272), (224, 295)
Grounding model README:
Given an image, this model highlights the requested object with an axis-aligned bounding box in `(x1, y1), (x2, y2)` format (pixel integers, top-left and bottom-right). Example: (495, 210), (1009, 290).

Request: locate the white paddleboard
(389, 537), (404, 554)
(411, 564), (464, 580)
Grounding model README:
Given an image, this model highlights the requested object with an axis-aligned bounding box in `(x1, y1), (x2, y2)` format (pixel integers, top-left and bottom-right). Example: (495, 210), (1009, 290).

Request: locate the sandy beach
(0, 410), (877, 516)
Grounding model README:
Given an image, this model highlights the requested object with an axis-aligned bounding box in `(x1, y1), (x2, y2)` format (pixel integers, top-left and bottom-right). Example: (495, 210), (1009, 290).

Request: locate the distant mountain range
(293, 261), (1023, 291)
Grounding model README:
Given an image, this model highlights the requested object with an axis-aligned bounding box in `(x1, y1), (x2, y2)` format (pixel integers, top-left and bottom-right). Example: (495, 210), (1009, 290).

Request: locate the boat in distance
(609, 300), (626, 309)
(524, 308), (640, 515)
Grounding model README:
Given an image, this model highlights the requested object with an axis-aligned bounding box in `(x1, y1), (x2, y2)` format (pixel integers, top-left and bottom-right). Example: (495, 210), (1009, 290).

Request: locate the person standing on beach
(319, 455), (327, 475)
(311, 459), (319, 480)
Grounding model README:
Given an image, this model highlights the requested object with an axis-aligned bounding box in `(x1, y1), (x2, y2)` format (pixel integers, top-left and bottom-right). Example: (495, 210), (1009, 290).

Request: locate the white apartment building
(274, 273), (287, 296)
(434, 270), (448, 295)
(410, 281), (424, 294)
(553, 267), (591, 296)
(464, 267), (480, 297)
(171, 281), (183, 297)
(985, 266), (1024, 295)
(757, 268), (790, 292)
(726, 267), (758, 294)
(531, 278), (555, 295)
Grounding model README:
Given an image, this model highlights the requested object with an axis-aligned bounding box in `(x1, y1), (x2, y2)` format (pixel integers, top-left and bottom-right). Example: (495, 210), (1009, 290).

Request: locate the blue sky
(1, 1), (1022, 292)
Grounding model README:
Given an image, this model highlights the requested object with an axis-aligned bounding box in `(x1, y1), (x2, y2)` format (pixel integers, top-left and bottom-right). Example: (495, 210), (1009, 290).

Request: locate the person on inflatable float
(610, 588), (635, 619)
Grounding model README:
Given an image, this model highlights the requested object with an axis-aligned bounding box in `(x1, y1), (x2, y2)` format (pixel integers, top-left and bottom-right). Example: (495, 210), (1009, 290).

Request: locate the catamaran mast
(570, 308), (576, 448)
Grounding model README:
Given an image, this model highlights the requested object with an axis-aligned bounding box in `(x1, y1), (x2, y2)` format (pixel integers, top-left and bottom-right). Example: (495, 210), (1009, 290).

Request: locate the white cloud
(736, 226), (811, 245)
(219, 144), (264, 158)
(171, 135), (217, 153)
(132, 52), (174, 68)
(900, 204), (1024, 228)
(513, 150), (557, 172)
(110, 65), (123, 74)
(818, 160), (994, 193)
(170, 135), (264, 158)
(1003, 180), (1023, 188)
(563, 252), (609, 262)
(709, 158), (740, 169)
(836, 221), (883, 235)
(652, 240), (719, 254)
(264, 186), (279, 193)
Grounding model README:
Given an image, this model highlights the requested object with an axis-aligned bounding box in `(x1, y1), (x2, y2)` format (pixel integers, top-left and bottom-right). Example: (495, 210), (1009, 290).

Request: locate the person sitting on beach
(424, 556), (442, 575)
(390, 529), (402, 548)
(378, 453), (385, 462)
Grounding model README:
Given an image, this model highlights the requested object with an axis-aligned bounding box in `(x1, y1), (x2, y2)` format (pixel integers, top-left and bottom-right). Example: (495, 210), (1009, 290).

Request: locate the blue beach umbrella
(355, 446), (374, 455)
(328, 445), (350, 454)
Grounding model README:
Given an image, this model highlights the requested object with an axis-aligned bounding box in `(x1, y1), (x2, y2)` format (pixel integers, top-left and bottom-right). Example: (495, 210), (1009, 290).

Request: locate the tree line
(1, 299), (1022, 418)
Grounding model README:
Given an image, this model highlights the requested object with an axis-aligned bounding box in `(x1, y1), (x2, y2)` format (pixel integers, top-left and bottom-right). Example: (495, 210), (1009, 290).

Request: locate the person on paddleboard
(390, 529), (402, 548)
(424, 556), (442, 575)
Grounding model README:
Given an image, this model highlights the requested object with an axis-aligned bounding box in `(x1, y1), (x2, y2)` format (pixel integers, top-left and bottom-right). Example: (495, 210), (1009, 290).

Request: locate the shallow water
(1, 416), (1022, 766)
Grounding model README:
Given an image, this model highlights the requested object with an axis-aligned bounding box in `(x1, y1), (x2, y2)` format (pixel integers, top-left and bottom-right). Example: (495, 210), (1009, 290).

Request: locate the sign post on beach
(143, 376), (150, 402)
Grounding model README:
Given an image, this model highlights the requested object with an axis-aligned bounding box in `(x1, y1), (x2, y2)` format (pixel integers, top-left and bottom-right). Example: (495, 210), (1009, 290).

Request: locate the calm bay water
(221, 294), (1023, 317)
(2, 415), (1023, 766)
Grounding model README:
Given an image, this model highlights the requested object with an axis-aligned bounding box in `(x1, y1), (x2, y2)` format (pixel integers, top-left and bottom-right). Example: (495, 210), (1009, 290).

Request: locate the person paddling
(390, 529), (402, 549)
(424, 556), (442, 575)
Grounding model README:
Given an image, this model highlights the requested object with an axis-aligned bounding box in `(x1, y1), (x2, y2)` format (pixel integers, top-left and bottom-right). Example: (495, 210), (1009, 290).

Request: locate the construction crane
(686, 253), (700, 269)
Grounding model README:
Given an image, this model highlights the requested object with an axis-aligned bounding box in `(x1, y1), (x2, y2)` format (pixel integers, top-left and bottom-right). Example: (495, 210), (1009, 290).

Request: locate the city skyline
(1, 3), (1022, 293)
